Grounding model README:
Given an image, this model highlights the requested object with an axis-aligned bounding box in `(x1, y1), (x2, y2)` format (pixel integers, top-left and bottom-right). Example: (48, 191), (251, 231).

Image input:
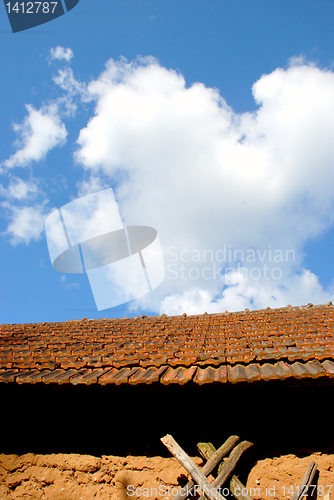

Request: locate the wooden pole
(212, 441), (254, 488)
(230, 475), (254, 500)
(198, 442), (217, 461)
(291, 462), (318, 500)
(161, 435), (227, 500)
(197, 441), (254, 500)
(172, 436), (240, 500)
(198, 436), (241, 463)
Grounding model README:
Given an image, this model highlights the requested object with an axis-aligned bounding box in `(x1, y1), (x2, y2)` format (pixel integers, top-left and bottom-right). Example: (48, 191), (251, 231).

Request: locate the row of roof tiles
(0, 344), (333, 370)
(0, 302), (334, 385)
(0, 359), (333, 385)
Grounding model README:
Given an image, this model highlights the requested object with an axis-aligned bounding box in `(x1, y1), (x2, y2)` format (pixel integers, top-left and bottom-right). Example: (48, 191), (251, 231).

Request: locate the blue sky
(2, 0), (334, 325)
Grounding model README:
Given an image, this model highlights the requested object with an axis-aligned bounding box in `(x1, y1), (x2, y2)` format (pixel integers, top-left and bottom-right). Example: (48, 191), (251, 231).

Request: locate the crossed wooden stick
(161, 435), (253, 500)
(161, 434), (320, 500)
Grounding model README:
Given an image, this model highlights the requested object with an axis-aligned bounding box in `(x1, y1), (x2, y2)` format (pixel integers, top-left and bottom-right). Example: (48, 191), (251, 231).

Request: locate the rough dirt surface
(0, 452), (333, 500)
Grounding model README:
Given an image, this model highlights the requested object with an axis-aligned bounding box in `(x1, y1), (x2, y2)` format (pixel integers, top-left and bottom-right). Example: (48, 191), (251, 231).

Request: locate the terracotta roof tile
(244, 364), (262, 382)
(94, 368), (118, 385)
(41, 369), (67, 384)
(298, 360), (326, 378)
(1, 302), (334, 386)
(227, 364), (247, 383)
(160, 366), (197, 385)
(0, 369), (19, 382)
(321, 359), (334, 376)
(193, 365), (227, 384)
(0, 360), (13, 369)
(260, 362), (286, 380)
(70, 368), (111, 385)
(59, 359), (87, 370)
(53, 369), (82, 384)
(275, 360), (294, 379)
(99, 367), (139, 385)
(16, 369), (44, 384)
(128, 365), (168, 384)
(289, 361), (317, 379)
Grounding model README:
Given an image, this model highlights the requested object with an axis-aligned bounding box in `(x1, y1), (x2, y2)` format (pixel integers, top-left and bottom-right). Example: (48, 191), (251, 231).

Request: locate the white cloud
(76, 175), (109, 197)
(53, 67), (86, 98)
(157, 269), (332, 315)
(2, 103), (67, 169)
(3, 53), (332, 311)
(0, 177), (39, 200)
(0, 176), (49, 246)
(49, 46), (73, 63)
(0, 47), (76, 246)
(2, 202), (49, 245)
(72, 56), (334, 313)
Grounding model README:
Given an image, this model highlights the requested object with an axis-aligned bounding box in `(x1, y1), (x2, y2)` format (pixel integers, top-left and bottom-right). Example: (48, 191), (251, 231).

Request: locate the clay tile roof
(0, 302), (334, 386)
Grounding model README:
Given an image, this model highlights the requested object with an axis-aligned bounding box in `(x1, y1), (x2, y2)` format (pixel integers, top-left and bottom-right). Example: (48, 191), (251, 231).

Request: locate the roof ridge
(0, 301), (333, 327)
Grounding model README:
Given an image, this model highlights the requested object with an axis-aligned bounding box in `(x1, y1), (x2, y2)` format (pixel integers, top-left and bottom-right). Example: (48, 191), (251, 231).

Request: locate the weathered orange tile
(227, 364), (248, 383)
(160, 366), (197, 385)
(193, 365), (227, 384)
(1, 302), (334, 385)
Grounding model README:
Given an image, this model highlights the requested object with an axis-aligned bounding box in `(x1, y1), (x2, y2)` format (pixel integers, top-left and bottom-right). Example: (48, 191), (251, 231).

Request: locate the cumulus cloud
(1, 49), (84, 172)
(2, 103), (67, 169)
(0, 177), (39, 200)
(2, 51), (334, 312)
(49, 46), (73, 63)
(0, 175), (49, 246)
(73, 56), (334, 313)
(2, 201), (49, 245)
